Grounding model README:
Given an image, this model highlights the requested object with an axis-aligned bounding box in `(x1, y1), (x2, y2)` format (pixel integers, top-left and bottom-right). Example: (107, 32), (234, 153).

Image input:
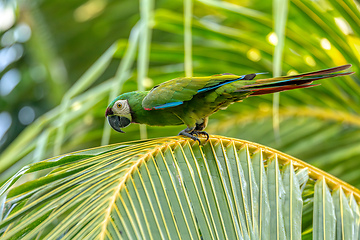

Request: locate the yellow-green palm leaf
(1, 136), (359, 239)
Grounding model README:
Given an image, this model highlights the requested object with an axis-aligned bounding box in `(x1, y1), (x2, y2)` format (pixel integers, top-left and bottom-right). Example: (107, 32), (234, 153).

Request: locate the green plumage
(106, 64), (353, 142)
(109, 75), (253, 127)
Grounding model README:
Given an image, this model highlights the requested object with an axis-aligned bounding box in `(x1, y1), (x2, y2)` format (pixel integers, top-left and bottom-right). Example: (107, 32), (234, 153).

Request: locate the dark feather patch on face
(105, 107), (113, 117)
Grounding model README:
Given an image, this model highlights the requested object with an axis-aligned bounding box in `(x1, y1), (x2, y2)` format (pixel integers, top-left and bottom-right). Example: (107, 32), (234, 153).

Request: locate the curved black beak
(107, 115), (130, 133)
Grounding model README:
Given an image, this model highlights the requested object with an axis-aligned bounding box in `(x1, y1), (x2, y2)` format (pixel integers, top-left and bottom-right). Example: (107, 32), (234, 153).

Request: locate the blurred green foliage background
(0, 0), (359, 188)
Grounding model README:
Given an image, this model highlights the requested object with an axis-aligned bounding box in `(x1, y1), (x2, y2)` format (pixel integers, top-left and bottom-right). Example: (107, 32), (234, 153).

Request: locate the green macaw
(105, 64), (353, 143)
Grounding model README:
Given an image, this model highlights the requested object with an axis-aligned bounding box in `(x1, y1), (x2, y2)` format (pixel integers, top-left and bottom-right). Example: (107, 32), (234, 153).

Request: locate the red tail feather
(289, 64), (352, 78)
(250, 84), (320, 96)
(240, 64), (353, 96)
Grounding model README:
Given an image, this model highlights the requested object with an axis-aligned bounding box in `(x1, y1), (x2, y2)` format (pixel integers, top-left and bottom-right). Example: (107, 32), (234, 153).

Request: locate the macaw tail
(236, 64), (353, 96)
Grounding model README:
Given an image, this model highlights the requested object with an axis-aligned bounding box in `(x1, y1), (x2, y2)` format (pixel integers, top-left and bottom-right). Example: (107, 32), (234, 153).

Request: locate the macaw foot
(178, 129), (209, 144)
(178, 130), (201, 144)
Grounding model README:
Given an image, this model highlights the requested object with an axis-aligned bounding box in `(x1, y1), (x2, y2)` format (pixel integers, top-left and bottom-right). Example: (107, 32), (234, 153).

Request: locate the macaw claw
(192, 131), (209, 141)
(178, 129), (209, 144)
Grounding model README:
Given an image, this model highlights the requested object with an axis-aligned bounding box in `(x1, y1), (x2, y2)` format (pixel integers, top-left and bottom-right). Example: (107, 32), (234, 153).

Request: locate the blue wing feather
(153, 101), (184, 110)
(197, 76), (244, 93)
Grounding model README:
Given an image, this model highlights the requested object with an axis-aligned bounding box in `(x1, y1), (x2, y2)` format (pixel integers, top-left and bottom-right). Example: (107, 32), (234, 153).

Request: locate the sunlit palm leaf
(1, 136), (359, 239)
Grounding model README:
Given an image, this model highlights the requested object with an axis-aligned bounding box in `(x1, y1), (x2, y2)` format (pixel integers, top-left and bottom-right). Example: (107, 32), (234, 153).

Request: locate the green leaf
(313, 177), (336, 239)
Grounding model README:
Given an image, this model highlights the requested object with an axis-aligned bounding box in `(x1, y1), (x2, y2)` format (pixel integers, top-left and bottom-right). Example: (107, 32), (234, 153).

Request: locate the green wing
(142, 73), (255, 110)
(142, 64), (352, 110)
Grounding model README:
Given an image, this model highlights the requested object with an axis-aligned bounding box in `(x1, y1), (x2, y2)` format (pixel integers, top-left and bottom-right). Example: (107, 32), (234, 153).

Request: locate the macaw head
(105, 98), (132, 133)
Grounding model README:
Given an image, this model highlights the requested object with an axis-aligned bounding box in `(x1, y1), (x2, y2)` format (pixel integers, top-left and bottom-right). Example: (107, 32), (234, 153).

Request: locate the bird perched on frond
(105, 64), (353, 143)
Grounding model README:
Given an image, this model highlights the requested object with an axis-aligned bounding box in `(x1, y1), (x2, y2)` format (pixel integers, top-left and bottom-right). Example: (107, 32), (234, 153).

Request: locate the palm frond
(1, 136), (359, 239)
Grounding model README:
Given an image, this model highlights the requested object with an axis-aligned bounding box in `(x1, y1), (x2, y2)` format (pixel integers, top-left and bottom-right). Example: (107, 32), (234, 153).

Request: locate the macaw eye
(117, 102), (122, 108)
